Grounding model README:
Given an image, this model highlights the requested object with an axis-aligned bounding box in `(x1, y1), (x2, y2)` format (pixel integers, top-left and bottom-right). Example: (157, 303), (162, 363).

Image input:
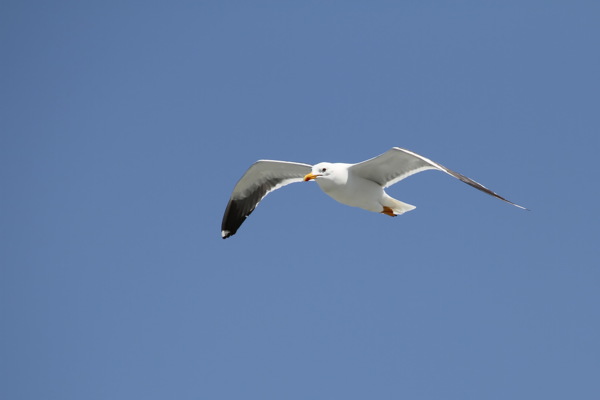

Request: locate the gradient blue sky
(2, 1), (599, 399)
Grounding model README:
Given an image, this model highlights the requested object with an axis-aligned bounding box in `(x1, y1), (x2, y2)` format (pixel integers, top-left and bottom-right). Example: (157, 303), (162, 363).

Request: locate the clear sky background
(2, 1), (599, 399)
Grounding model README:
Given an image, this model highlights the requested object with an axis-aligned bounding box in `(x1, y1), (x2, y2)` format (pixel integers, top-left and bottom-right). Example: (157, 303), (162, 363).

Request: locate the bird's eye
(322, 168), (327, 172)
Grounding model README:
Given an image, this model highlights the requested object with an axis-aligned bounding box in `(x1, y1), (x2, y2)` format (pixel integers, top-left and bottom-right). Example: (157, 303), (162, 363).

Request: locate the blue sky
(2, 1), (599, 399)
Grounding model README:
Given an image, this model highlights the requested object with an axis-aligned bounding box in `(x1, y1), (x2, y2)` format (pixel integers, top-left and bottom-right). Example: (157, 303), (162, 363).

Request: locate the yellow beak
(303, 173), (320, 181)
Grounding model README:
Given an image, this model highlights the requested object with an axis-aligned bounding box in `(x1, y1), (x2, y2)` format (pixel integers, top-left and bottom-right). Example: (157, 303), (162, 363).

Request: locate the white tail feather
(384, 196), (416, 215)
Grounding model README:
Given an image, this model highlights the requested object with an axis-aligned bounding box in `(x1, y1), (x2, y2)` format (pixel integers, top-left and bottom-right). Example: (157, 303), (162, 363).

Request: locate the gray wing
(221, 160), (312, 238)
(349, 147), (527, 209)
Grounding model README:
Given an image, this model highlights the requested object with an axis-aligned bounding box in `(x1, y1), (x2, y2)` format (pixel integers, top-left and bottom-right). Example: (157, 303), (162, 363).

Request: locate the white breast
(317, 168), (385, 213)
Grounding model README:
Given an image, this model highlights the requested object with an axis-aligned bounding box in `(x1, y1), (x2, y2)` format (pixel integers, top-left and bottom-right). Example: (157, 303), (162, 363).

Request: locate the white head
(303, 162), (335, 182)
(303, 162), (350, 191)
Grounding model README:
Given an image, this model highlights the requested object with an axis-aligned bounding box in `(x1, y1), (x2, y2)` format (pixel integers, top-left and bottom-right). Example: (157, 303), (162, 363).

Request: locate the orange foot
(381, 206), (397, 217)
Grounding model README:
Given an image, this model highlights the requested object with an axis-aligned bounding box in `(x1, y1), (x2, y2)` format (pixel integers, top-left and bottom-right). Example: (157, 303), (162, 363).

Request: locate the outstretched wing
(349, 147), (527, 209)
(221, 160), (312, 238)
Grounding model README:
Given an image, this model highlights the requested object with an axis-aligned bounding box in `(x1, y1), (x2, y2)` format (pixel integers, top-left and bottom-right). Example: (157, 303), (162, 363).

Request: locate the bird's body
(311, 162), (415, 215)
(221, 147), (527, 238)
(323, 170), (383, 212)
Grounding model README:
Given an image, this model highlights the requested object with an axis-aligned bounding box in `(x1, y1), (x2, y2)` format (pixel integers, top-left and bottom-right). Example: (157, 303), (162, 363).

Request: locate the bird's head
(303, 162), (335, 181)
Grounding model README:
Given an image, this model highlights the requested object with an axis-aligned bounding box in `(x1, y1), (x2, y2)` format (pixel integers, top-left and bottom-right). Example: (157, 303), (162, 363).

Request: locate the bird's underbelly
(318, 176), (384, 212)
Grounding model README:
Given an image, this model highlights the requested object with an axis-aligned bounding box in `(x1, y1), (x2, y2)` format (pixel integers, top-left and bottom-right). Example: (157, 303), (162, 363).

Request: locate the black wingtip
(221, 199), (251, 240)
(221, 229), (234, 239)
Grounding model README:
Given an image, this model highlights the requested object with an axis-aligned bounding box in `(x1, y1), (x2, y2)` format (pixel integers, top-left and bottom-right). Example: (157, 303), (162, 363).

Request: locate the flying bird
(221, 147), (527, 238)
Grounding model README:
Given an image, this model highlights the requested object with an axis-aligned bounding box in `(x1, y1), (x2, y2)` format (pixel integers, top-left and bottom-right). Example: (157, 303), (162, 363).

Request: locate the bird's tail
(383, 195), (416, 215)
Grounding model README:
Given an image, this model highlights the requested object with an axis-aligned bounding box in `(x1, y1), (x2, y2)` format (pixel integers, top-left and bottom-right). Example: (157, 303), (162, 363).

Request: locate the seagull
(221, 147), (527, 238)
